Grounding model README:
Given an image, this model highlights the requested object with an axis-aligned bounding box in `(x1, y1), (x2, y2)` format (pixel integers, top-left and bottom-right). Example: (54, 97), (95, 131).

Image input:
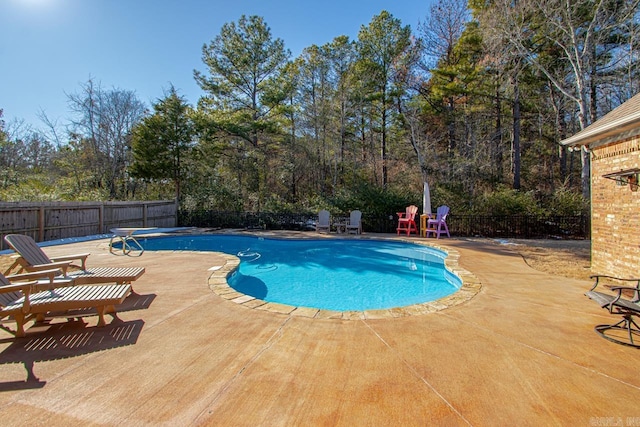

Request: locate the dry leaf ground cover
(493, 238), (591, 281)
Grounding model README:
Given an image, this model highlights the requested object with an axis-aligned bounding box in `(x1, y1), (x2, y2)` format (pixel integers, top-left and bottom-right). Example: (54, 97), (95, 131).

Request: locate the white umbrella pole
(423, 181), (431, 217)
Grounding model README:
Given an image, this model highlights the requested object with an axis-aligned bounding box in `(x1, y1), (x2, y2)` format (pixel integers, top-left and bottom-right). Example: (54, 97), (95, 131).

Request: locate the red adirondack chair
(396, 205), (419, 236)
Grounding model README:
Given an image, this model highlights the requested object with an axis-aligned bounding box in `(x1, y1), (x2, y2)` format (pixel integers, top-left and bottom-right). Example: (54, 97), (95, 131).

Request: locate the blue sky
(1, 0), (433, 131)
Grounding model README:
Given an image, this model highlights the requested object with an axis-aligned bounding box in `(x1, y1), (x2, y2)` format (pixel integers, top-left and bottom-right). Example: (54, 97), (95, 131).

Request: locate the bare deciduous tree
(419, 0), (470, 68)
(419, 0), (472, 174)
(474, 0), (640, 197)
(67, 78), (146, 198)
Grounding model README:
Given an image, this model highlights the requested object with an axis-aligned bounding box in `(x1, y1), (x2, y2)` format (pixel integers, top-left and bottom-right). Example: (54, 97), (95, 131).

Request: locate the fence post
(174, 198), (179, 227)
(99, 203), (104, 234)
(38, 207), (45, 242)
(143, 203), (148, 227)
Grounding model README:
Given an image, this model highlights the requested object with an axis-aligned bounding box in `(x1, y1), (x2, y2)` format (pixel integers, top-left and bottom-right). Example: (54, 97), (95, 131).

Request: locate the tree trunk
(512, 76), (521, 190)
(493, 83), (503, 182)
(381, 91), (388, 188)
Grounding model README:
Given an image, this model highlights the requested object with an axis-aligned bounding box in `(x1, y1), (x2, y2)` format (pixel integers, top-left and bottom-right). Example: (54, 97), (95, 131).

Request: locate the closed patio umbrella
(423, 181), (431, 217)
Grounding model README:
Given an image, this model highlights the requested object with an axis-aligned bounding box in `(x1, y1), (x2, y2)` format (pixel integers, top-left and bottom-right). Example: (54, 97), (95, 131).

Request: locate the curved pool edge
(206, 236), (482, 320)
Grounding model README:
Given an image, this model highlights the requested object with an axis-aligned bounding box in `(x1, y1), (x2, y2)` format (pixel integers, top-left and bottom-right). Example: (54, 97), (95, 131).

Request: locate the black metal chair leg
(627, 315), (640, 346)
(594, 314), (640, 348)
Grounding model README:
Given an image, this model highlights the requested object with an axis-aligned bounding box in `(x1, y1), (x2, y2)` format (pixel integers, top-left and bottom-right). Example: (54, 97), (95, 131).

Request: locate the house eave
(561, 112), (640, 149)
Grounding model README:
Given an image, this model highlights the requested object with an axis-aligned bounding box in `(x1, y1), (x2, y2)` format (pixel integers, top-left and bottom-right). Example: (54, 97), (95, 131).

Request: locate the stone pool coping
(206, 235), (482, 320)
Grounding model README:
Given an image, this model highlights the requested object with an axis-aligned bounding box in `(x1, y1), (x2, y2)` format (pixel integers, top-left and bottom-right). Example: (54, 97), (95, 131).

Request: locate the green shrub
(475, 187), (544, 216)
(428, 185), (472, 215)
(548, 187), (588, 216)
(330, 182), (417, 216)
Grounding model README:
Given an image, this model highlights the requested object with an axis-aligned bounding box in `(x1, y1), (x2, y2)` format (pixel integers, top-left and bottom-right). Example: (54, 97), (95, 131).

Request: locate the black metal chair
(586, 275), (640, 348)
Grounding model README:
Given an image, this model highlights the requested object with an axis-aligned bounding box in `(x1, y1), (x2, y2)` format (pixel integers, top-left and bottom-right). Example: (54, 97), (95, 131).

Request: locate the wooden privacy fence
(0, 201), (177, 250)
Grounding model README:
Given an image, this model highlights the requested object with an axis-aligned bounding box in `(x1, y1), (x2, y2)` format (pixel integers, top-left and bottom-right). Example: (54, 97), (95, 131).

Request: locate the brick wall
(590, 135), (640, 277)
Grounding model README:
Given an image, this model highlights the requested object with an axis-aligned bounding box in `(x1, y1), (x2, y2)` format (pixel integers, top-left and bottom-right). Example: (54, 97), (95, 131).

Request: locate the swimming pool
(138, 235), (462, 311)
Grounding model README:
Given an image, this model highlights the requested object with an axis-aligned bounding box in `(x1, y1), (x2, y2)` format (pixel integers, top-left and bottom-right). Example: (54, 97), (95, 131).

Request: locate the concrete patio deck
(0, 233), (638, 426)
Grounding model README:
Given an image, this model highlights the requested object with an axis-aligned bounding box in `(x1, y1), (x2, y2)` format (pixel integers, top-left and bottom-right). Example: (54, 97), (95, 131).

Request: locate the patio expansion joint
(117, 297), (267, 426)
(362, 318), (473, 426)
(144, 292), (216, 332)
(193, 316), (293, 422)
(437, 311), (640, 392)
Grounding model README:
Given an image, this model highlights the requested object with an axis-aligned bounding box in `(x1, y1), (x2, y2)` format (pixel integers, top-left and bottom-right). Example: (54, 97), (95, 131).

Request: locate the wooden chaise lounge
(4, 234), (145, 288)
(586, 275), (640, 348)
(0, 272), (132, 338)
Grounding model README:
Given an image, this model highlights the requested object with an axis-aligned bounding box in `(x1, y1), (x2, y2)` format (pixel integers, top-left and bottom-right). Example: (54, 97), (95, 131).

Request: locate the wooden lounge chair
(5, 233), (89, 273)
(4, 234), (145, 287)
(0, 272), (131, 337)
(3, 268), (75, 291)
(586, 275), (640, 348)
(397, 205), (418, 236)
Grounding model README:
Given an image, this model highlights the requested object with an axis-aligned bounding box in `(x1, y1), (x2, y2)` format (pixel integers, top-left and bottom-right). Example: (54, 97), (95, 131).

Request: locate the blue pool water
(138, 235), (461, 311)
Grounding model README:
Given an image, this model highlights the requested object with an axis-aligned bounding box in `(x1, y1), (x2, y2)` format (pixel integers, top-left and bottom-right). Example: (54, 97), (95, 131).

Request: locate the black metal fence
(450, 214), (589, 239)
(178, 209), (590, 239)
